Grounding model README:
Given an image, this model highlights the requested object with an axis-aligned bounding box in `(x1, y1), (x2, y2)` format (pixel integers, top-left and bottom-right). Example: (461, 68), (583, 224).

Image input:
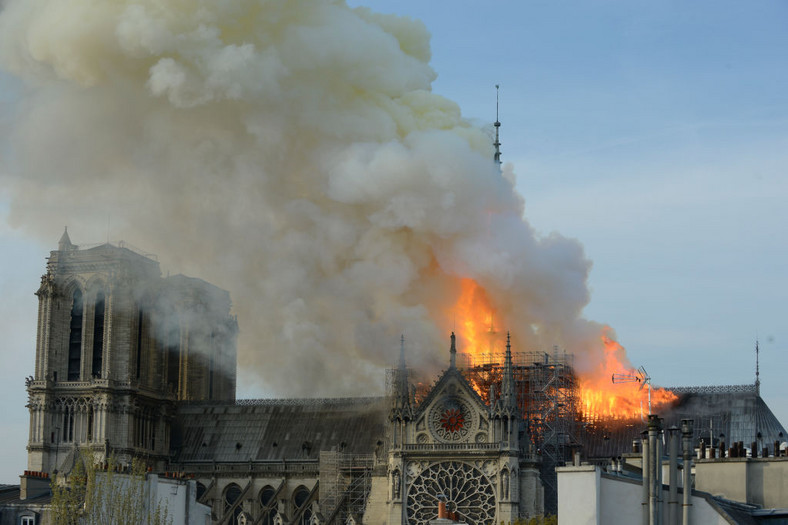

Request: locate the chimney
(647, 415), (663, 525)
(668, 426), (679, 525)
(681, 419), (694, 525)
(641, 430), (649, 525)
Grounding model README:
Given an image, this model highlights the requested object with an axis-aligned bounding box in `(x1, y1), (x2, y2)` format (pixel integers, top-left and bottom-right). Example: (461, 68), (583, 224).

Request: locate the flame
(449, 280), (677, 420)
(451, 278), (501, 360)
(578, 328), (677, 420)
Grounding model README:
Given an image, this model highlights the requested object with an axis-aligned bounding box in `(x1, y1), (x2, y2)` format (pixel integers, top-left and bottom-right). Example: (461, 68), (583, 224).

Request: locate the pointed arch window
(166, 318), (180, 395)
(67, 289), (83, 381)
(91, 291), (105, 378)
(224, 483), (242, 522)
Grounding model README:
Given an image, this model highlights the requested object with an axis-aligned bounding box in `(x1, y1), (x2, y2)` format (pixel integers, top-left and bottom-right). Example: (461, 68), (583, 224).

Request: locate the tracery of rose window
(406, 461), (495, 525)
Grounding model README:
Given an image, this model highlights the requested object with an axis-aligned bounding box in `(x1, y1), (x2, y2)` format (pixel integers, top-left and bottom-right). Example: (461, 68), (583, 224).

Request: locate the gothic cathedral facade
(24, 233), (544, 524)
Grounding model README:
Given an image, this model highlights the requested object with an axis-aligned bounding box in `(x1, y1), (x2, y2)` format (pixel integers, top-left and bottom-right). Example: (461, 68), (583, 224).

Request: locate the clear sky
(1, 0), (787, 482)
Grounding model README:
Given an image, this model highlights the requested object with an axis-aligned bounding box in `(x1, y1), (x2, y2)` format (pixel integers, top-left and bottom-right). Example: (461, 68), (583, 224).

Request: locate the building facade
(24, 233), (545, 525)
(26, 230), (237, 476)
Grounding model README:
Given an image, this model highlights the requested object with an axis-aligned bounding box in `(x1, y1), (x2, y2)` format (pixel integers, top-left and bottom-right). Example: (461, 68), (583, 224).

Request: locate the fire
(451, 278), (501, 359)
(578, 328), (677, 420)
(449, 279), (677, 420)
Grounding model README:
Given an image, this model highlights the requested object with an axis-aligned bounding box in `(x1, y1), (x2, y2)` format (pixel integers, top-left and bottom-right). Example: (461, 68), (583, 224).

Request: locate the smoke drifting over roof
(0, 0), (615, 395)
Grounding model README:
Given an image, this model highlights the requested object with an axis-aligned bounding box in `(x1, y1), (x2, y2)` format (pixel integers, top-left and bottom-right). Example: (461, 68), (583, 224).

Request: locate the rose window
(406, 461), (496, 525)
(429, 397), (474, 442)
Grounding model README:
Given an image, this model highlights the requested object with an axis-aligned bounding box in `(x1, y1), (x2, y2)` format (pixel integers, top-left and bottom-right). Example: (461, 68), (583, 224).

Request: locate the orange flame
(451, 278), (501, 359)
(450, 279), (677, 420)
(578, 329), (677, 420)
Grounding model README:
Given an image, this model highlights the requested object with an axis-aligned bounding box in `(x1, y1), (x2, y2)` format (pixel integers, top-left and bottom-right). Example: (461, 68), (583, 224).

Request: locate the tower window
(68, 289), (83, 381)
(166, 320), (180, 395)
(91, 292), (105, 378)
(136, 309), (144, 380)
(62, 407), (74, 443)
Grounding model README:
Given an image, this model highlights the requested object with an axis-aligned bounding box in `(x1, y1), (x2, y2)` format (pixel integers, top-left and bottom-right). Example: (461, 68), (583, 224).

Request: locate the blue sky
(1, 0), (787, 482)
(351, 1), (788, 388)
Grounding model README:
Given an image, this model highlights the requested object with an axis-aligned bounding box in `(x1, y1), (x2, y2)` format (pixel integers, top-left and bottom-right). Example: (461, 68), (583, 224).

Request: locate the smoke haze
(0, 0), (621, 394)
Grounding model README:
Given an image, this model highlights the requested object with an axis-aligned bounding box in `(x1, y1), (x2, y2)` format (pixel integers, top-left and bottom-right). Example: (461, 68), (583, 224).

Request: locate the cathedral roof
(171, 397), (388, 463)
(582, 386), (787, 459)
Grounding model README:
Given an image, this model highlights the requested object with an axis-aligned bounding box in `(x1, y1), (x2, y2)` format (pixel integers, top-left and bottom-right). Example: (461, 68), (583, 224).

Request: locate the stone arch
(292, 485), (312, 525)
(259, 485), (276, 525)
(500, 466), (510, 500)
(223, 482), (243, 522)
(196, 481), (208, 502)
(292, 485), (310, 508)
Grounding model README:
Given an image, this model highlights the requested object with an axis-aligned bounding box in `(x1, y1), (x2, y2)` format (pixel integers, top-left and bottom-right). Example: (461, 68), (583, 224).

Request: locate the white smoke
(0, 0), (615, 395)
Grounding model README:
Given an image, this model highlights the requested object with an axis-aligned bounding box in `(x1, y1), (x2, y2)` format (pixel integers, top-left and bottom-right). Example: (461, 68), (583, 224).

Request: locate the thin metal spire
(493, 84), (502, 166)
(449, 332), (457, 369)
(399, 334), (406, 369)
(502, 331), (516, 411)
(755, 338), (760, 396)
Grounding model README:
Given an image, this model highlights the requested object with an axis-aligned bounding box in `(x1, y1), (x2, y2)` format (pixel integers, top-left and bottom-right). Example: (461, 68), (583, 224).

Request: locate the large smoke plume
(0, 0), (620, 395)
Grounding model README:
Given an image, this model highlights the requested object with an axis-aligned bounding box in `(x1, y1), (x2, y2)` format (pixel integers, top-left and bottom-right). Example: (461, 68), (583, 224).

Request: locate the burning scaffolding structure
(388, 348), (583, 512)
(458, 349), (581, 511)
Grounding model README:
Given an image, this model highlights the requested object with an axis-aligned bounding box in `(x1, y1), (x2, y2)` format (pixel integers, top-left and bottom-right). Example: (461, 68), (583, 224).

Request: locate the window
(67, 289), (83, 381)
(224, 483), (242, 522)
(62, 406), (74, 443)
(293, 486), (310, 508)
(166, 318), (180, 394)
(135, 309), (144, 379)
(196, 482), (207, 502)
(20, 516), (36, 525)
(259, 486), (276, 525)
(91, 291), (105, 378)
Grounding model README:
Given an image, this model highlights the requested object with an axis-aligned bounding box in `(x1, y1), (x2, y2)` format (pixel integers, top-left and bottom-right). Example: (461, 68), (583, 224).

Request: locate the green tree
(50, 452), (171, 525)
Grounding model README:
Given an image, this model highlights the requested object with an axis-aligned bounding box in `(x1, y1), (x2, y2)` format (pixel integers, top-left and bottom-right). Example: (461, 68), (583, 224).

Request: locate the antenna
(612, 366), (652, 420)
(493, 85), (502, 166)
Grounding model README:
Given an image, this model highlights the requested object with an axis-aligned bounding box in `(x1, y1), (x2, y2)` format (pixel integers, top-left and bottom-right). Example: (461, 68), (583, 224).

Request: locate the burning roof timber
(580, 384), (787, 460)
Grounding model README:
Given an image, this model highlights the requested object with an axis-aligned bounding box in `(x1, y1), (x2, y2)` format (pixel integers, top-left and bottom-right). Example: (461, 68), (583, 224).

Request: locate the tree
(50, 452), (171, 525)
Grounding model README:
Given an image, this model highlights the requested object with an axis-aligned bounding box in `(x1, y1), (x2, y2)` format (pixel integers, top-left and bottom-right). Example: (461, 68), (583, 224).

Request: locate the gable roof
(413, 366), (488, 420)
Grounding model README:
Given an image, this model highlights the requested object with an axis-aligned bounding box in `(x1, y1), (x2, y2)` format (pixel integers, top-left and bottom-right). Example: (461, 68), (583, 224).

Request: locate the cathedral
(22, 231), (545, 524)
(22, 230), (788, 524)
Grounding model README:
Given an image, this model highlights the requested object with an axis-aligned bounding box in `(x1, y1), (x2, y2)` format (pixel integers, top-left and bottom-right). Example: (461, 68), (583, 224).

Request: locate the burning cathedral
(18, 229), (787, 525)
(23, 230), (546, 525)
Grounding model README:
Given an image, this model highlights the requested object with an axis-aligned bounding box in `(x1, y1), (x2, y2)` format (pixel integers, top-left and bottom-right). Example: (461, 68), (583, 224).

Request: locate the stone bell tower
(26, 230), (237, 474)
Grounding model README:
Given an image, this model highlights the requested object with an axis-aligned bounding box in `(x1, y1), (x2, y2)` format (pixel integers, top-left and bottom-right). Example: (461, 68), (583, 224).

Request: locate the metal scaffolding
(390, 348), (582, 514)
(459, 349), (581, 513)
(320, 452), (373, 525)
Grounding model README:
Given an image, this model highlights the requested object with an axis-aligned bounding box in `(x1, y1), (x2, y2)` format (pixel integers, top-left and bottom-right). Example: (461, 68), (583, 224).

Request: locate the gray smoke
(0, 0), (619, 396)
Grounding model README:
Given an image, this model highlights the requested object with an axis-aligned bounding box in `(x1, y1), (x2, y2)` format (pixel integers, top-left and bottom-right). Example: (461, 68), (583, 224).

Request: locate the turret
(390, 335), (412, 421)
(501, 332), (517, 414)
(57, 227), (77, 251)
